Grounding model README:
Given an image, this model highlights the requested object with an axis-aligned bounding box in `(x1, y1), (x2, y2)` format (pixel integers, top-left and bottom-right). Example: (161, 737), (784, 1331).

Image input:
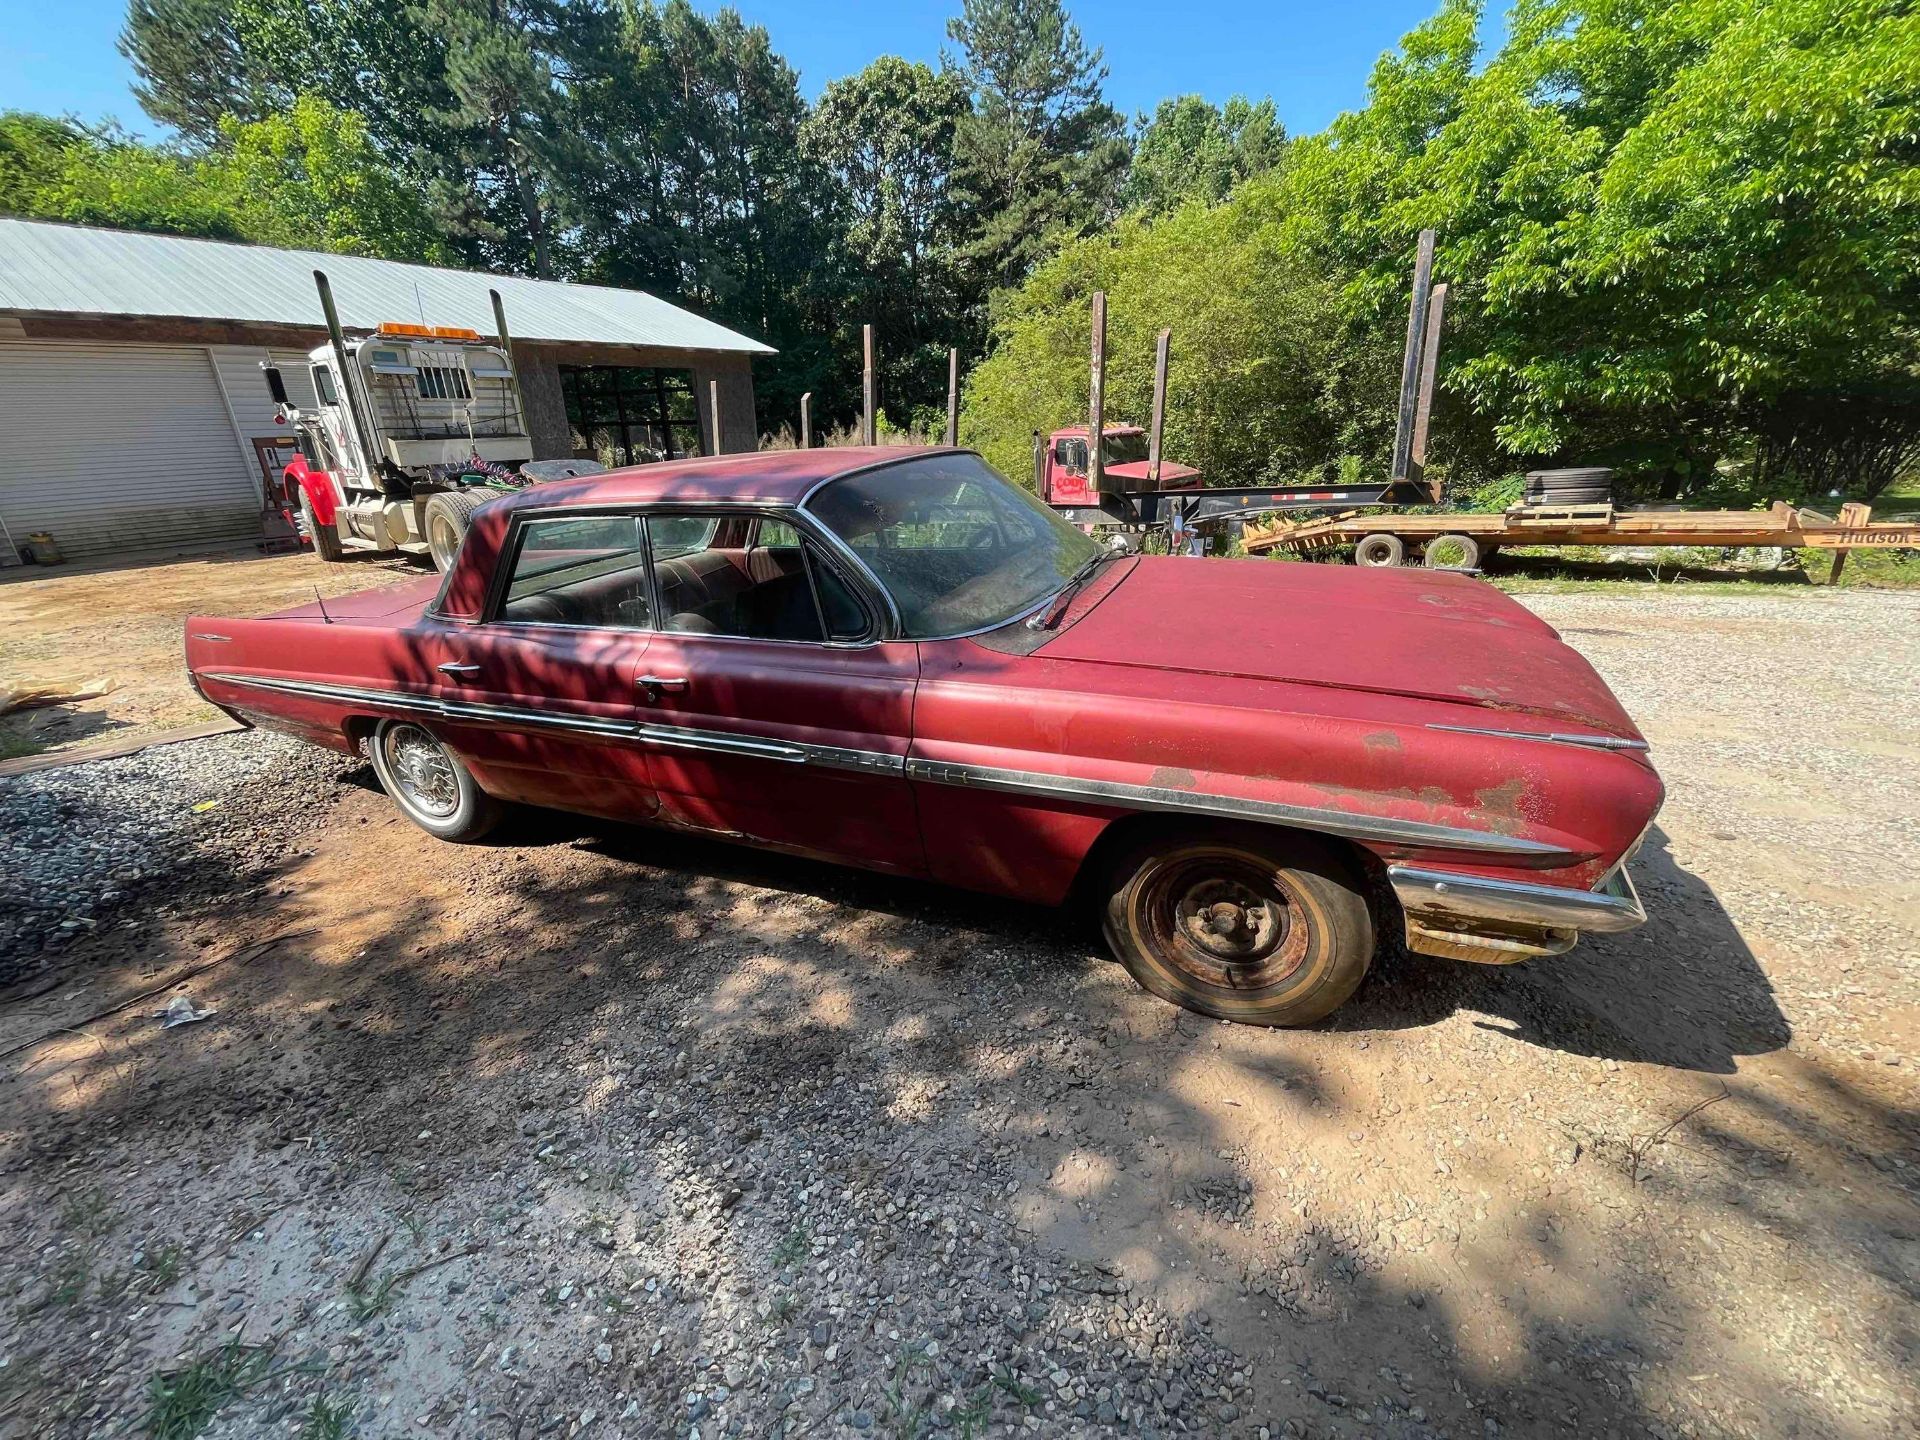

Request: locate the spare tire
(1524, 467), (1614, 506)
(423, 488), (491, 572)
(1354, 533), (1405, 567)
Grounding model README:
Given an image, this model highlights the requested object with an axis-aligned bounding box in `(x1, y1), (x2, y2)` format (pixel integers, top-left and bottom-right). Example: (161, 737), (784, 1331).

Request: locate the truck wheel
(1102, 824), (1375, 1027)
(1354, 533), (1405, 567)
(298, 489), (346, 562)
(423, 489), (490, 572)
(368, 720), (500, 842)
(1424, 533), (1482, 570)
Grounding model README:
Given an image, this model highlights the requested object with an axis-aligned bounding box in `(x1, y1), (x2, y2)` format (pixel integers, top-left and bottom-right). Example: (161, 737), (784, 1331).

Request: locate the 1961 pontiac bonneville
(185, 447), (1661, 1027)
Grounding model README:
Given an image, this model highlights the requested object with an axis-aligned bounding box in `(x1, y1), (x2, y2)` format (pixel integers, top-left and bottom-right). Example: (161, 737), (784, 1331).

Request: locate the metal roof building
(0, 218), (771, 563)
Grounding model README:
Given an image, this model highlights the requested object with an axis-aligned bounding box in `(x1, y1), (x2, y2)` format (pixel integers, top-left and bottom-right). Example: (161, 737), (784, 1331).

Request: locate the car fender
(284, 455), (340, 526)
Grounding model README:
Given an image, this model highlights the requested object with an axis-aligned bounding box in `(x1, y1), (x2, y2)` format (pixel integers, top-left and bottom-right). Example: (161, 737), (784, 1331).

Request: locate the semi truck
(264, 271), (598, 571)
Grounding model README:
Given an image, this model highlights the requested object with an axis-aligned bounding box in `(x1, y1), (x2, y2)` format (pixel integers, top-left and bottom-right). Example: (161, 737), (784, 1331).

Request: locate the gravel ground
(0, 733), (354, 979)
(0, 586), (1914, 1440)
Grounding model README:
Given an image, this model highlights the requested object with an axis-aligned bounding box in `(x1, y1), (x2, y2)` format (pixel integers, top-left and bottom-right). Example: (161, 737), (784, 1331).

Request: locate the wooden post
(1391, 229), (1437, 483)
(1410, 281), (1448, 503)
(799, 392), (812, 449)
(862, 324), (876, 446)
(1148, 327), (1171, 489)
(1033, 431), (1046, 496)
(945, 348), (960, 448)
(1089, 291), (1107, 496)
(709, 379), (723, 455)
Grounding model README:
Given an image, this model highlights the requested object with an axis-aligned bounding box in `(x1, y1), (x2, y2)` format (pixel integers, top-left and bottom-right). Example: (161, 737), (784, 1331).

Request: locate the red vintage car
(185, 447), (1661, 1027)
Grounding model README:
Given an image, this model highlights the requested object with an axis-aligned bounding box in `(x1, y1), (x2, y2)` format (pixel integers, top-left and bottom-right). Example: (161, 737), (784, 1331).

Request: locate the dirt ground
(0, 548), (421, 760)
(0, 580), (1915, 1440)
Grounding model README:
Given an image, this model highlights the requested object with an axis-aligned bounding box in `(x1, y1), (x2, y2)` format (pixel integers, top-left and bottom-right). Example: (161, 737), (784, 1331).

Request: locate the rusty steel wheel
(1102, 825), (1374, 1027)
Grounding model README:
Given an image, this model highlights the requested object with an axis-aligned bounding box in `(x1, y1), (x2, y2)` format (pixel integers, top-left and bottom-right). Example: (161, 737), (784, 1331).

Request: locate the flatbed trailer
(1243, 500), (1920, 581)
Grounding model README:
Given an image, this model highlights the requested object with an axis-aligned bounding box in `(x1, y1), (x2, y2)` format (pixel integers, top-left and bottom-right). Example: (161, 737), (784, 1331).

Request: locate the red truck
(187, 445), (1660, 1030)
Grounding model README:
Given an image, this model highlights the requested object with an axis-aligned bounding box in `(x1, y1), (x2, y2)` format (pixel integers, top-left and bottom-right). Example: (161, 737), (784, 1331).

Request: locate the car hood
(1040, 556), (1642, 738)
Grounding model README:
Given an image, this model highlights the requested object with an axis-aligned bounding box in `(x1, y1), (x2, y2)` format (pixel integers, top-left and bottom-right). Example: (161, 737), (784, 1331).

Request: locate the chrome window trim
(206, 671), (1573, 858)
(1426, 723), (1650, 753)
(1389, 863), (1647, 934)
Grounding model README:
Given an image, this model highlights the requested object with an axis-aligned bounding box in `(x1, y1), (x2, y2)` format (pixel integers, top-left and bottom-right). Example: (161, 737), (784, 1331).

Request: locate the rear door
(634, 511), (926, 874)
(426, 511), (661, 819)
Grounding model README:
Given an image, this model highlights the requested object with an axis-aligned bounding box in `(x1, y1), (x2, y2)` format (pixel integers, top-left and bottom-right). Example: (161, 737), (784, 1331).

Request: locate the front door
(426, 511), (661, 820)
(633, 511), (925, 874)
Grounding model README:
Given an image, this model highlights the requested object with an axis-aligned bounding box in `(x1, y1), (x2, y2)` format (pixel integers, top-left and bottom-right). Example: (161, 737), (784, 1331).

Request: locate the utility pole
(799, 392), (812, 449)
(709, 379), (723, 455)
(1390, 229), (1437, 483)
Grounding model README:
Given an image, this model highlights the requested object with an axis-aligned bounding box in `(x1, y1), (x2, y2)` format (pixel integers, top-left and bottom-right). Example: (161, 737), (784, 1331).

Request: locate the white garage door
(0, 342), (263, 561)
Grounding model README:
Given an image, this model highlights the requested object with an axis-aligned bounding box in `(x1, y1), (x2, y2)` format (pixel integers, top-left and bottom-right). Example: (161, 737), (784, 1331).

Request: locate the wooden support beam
(1391, 229), (1437, 483)
(1148, 327), (1171, 489)
(862, 324), (876, 446)
(799, 392), (812, 448)
(709, 379), (723, 454)
(1089, 291), (1107, 496)
(945, 348), (960, 448)
(1410, 281), (1448, 503)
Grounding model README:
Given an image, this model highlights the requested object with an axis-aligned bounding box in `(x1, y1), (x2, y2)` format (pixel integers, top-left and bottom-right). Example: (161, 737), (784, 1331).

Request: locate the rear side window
(499, 515), (651, 628)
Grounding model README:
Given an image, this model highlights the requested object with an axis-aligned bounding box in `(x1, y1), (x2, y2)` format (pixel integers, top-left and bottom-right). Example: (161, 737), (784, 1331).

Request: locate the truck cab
(1039, 424), (1203, 529)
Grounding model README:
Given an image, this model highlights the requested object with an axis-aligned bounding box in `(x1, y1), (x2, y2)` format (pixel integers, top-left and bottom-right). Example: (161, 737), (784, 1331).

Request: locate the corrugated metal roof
(0, 218), (774, 355)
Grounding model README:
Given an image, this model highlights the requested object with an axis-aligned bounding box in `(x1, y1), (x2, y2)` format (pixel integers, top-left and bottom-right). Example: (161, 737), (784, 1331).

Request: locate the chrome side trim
(1426, 723), (1650, 753)
(201, 673), (906, 775)
(190, 633), (233, 643)
(903, 758), (1570, 858)
(1389, 863), (1646, 934)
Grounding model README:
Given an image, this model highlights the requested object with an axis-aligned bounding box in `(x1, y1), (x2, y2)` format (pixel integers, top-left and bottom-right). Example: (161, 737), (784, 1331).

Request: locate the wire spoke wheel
(382, 724), (460, 818)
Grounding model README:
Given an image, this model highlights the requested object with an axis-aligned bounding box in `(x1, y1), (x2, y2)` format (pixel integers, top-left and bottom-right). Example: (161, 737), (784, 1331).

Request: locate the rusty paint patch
(1362, 731), (1404, 753)
(1470, 777), (1531, 836)
(1149, 765), (1198, 790)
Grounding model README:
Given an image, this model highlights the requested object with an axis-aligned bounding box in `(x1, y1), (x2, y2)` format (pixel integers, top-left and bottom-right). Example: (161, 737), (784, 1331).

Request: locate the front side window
(806, 454), (1098, 638)
(499, 515), (651, 628)
(312, 364), (339, 406)
(649, 512), (867, 643)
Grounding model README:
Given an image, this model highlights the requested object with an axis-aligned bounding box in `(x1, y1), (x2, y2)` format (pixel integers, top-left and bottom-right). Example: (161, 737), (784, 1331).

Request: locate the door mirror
(261, 364), (290, 405)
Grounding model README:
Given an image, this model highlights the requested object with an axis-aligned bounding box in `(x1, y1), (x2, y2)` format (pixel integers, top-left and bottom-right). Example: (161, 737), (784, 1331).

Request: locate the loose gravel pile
(0, 731), (351, 981)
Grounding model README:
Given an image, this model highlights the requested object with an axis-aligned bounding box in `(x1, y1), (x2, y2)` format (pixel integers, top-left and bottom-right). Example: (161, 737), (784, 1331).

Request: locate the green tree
(804, 57), (972, 425)
(943, 0), (1129, 293)
(120, 0), (263, 142)
(1122, 95), (1286, 214)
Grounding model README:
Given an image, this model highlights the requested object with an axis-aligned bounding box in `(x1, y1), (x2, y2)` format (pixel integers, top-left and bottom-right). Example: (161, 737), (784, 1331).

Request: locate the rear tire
(1101, 824), (1375, 1027)
(368, 719), (500, 842)
(298, 488), (346, 562)
(1354, 533), (1405, 567)
(1424, 533), (1481, 570)
(423, 488), (490, 572)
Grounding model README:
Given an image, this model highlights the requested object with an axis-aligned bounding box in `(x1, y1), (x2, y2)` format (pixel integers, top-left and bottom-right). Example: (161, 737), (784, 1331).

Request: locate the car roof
(492, 445), (963, 513)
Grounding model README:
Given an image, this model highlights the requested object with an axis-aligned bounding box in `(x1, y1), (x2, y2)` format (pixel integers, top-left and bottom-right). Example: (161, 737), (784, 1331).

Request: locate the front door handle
(436, 662), (481, 675)
(637, 673), (689, 697)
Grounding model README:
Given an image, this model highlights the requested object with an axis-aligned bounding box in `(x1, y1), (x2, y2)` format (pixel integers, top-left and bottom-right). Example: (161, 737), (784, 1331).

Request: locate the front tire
(367, 720), (500, 842)
(1102, 825), (1374, 1027)
(298, 488), (346, 562)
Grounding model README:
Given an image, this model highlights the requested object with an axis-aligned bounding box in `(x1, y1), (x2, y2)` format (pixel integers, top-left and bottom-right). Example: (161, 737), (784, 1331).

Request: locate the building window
(559, 365), (702, 466)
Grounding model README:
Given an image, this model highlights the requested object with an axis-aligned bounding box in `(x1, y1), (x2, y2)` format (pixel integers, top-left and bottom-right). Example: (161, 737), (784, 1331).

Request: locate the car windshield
(1103, 432), (1149, 464)
(806, 453), (1101, 638)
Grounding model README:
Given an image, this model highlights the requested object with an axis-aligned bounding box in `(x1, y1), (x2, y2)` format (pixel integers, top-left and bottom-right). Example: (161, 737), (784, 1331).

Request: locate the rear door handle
(436, 662), (481, 675)
(637, 674), (689, 695)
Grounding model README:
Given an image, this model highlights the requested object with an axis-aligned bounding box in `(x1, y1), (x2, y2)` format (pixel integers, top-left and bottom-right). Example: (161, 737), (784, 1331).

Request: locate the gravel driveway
(0, 587), (1914, 1440)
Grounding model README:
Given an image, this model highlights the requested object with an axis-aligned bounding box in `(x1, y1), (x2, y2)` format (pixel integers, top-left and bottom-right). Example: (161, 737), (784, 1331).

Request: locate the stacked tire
(1523, 467), (1614, 506)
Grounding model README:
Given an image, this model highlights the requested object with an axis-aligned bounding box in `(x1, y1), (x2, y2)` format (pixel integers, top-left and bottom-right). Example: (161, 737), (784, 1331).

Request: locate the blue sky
(2, 0), (1456, 140)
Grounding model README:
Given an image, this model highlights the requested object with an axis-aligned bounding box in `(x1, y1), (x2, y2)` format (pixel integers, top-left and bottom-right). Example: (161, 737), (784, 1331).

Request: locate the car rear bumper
(1388, 863), (1646, 964)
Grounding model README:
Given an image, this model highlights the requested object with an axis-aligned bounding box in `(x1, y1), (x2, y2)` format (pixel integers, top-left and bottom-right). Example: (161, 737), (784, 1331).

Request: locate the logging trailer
(1242, 498), (1920, 582)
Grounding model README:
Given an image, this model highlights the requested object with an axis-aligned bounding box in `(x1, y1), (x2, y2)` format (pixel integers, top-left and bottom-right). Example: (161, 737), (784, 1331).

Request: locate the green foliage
(945, 0), (1130, 291)
(1123, 95), (1286, 214)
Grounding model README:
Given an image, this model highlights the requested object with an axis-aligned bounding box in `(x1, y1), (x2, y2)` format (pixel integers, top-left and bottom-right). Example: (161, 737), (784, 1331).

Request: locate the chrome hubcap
(384, 726), (459, 817)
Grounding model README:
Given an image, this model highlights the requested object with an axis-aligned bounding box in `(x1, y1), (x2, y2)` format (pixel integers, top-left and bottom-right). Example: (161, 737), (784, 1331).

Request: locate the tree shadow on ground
(1, 777), (1912, 1439)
